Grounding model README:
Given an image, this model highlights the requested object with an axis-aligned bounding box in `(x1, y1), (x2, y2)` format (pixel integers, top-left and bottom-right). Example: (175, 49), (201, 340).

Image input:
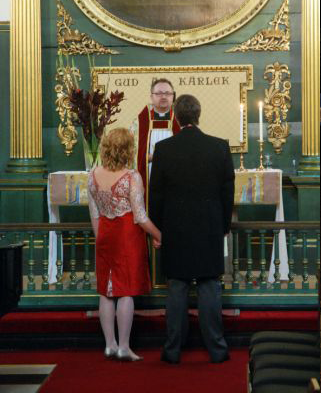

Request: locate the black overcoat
(149, 125), (235, 280)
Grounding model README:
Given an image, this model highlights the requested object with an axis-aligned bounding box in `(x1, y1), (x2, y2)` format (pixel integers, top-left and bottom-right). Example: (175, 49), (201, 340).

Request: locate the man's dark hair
(150, 78), (174, 93)
(174, 94), (201, 126)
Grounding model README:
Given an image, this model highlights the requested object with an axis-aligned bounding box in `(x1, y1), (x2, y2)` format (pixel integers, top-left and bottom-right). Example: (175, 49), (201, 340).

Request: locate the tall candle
(240, 104), (244, 143)
(259, 101), (264, 142)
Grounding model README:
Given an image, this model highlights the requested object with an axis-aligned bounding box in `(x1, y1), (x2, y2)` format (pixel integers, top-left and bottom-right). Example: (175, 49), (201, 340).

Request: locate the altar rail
(0, 222), (319, 309)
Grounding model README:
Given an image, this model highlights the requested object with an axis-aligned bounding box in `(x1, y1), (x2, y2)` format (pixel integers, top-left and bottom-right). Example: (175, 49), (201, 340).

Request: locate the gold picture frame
(73, 0), (271, 51)
(92, 65), (253, 154)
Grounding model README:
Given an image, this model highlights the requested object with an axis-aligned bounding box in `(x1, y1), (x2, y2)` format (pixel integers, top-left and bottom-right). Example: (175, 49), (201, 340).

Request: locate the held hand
(152, 238), (161, 249)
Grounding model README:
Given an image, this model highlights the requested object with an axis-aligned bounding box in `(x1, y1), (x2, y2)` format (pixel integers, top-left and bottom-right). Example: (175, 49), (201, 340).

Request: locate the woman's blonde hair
(100, 128), (135, 171)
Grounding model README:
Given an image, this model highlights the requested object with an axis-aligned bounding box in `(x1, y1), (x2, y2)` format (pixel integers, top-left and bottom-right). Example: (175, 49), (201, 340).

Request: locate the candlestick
(240, 104), (244, 143)
(256, 140), (265, 171)
(236, 141), (247, 172)
(259, 101), (264, 142)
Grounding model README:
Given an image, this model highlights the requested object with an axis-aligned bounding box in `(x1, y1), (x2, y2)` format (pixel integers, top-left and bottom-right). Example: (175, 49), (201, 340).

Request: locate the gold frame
(73, 0), (270, 51)
(92, 65), (253, 154)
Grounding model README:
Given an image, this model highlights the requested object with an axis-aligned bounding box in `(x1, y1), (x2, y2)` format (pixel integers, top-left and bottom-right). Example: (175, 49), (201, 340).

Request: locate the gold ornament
(164, 32), (182, 52)
(57, 1), (119, 55)
(227, 0), (290, 53)
(264, 62), (292, 154)
(55, 64), (81, 156)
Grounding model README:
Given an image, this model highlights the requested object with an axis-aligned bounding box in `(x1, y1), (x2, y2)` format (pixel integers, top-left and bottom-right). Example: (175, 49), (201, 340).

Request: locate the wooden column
(299, 0), (320, 175)
(8, 0), (46, 173)
(292, 0), (320, 221)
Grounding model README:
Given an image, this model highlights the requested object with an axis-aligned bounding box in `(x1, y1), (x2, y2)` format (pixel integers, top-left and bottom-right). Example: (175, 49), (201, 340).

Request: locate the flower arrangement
(69, 87), (124, 168)
(59, 55), (125, 168)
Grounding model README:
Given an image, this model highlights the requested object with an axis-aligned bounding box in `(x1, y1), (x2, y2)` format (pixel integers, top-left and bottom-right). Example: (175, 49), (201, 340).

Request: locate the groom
(149, 94), (235, 364)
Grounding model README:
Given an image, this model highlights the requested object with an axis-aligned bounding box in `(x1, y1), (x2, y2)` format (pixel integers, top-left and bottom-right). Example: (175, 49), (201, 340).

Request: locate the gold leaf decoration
(55, 65), (81, 155)
(57, 1), (119, 55)
(227, 0), (290, 53)
(264, 62), (292, 154)
(164, 32), (182, 52)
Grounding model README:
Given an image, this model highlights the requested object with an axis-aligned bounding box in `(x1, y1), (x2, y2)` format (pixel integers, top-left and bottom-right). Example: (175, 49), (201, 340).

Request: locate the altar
(47, 169), (288, 284)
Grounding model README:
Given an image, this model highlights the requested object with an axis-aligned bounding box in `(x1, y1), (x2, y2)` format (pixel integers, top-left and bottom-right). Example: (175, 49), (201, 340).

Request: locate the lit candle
(240, 104), (244, 143)
(259, 101), (264, 142)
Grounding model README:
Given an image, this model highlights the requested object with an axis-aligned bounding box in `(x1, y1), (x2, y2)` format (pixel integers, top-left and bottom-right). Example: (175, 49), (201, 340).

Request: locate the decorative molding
(73, 0), (270, 51)
(264, 62), (292, 154)
(227, 0), (290, 53)
(57, 1), (119, 55)
(55, 65), (81, 156)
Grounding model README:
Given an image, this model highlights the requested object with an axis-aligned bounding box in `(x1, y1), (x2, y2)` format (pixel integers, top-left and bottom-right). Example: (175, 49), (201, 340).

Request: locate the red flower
(69, 88), (125, 144)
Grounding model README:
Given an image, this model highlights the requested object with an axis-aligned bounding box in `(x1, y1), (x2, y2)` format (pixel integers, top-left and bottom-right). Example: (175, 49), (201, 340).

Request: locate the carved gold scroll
(57, 1), (119, 55)
(55, 65), (81, 156)
(227, 0), (290, 53)
(264, 62), (292, 154)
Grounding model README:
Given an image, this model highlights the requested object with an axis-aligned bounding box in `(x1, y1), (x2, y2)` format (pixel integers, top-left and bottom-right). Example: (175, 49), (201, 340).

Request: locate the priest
(130, 78), (180, 208)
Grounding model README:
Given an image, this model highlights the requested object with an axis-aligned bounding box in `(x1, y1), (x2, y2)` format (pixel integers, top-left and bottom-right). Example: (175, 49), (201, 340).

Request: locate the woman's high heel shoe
(116, 348), (143, 362)
(104, 347), (118, 359)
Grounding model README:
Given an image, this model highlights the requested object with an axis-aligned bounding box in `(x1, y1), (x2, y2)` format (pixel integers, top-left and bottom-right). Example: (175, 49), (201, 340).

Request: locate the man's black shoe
(210, 353), (230, 363)
(161, 352), (180, 364)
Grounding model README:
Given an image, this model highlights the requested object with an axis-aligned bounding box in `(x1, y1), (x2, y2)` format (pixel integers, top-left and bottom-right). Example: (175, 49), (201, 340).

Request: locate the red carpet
(0, 311), (317, 392)
(0, 310), (318, 334)
(0, 348), (249, 393)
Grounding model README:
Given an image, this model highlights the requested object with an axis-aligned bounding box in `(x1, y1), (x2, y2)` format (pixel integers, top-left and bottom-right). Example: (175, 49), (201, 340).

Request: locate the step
(0, 310), (318, 350)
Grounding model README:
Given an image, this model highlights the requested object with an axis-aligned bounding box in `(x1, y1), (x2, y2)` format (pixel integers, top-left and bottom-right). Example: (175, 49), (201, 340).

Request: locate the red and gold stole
(136, 105), (180, 207)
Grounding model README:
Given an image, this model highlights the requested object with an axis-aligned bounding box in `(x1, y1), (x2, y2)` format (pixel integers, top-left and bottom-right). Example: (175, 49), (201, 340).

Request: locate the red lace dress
(88, 169), (151, 297)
